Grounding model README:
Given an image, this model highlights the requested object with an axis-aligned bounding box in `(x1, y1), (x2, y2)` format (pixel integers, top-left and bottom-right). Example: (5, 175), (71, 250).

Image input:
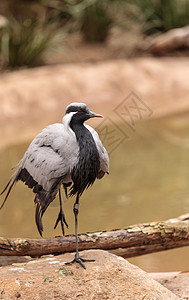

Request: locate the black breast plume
(69, 122), (100, 197)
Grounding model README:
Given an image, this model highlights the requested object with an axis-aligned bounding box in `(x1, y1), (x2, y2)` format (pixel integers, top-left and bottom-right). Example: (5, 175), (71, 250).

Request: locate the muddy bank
(1, 57), (189, 148)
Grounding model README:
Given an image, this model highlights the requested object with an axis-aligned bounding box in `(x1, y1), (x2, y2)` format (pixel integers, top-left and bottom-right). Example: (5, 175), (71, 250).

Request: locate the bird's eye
(77, 110), (82, 113)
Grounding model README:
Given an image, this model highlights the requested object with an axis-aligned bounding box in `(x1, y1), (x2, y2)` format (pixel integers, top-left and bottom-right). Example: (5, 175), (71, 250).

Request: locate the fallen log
(141, 25), (189, 54)
(0, 214), (188, 258)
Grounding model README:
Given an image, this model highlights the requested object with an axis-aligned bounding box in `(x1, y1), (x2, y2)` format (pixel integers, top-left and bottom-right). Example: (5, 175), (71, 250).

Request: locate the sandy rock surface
(151, 272), (189, 300)
(1, 58), (189, 147)
(0, 250), (178, 300)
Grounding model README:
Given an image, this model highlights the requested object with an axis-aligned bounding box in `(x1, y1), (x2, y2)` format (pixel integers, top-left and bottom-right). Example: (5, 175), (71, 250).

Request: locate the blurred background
(0, 0), (189, 273)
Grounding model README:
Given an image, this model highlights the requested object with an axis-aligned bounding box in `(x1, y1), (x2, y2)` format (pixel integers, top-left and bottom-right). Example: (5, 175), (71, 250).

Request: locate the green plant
(80, 0), (112, 42)
(0, 19), (61, 68)
(41, 0), (113, 42)
(131, 0), (189, 35)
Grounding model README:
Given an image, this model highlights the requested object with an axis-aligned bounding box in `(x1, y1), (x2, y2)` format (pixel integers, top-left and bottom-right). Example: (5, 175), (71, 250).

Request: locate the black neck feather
(70, 121), (100, 197)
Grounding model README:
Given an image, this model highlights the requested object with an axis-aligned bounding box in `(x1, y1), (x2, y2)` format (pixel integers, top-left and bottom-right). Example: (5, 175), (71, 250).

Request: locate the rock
(150, 272), (189, 300)
(0, 250), (178, 299)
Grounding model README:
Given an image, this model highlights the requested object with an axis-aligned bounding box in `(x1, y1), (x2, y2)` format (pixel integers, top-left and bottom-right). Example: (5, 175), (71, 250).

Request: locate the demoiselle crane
(1, 103), (109, 268)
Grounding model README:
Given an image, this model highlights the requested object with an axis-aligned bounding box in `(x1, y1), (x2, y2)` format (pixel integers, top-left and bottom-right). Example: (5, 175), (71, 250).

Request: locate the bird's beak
(89, 111), (103, 118)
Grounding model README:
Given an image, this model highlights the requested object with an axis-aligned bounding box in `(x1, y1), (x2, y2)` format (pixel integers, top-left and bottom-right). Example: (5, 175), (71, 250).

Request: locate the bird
(0, 102), (109, 269)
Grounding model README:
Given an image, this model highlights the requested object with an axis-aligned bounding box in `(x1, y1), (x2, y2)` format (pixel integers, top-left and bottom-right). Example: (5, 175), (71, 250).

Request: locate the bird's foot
(65, 253), (95, 269)
(54, 209), (68, 235)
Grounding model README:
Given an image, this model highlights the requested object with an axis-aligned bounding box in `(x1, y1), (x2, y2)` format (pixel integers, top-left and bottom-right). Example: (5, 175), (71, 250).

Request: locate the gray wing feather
(18, 123), (79, 191)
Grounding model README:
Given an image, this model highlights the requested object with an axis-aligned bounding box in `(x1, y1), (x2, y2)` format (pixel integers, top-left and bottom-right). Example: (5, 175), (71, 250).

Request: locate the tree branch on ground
(0, 214), (188, 258)
(142, 25), (189, 54)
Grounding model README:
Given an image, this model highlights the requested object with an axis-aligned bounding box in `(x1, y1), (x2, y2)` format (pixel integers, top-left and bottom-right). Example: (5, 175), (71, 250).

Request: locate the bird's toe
(54, 210), (69, 235)
(65, 254), (95, 269)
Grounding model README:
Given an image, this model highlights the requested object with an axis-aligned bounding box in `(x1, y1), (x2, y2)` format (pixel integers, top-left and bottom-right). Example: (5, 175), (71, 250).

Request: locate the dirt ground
(1, 57), (189, 148)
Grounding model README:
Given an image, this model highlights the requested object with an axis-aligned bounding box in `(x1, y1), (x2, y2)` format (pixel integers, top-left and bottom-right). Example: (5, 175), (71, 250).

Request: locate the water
(0, 113), (189, 272)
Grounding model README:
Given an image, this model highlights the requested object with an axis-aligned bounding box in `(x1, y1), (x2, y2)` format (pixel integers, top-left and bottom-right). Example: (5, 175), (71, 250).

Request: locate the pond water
(0, 112), (189, 272)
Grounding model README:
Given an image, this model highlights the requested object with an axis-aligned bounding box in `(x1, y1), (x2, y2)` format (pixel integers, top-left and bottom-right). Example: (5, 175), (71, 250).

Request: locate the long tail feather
(0, 178), (12, 195)
(0, 176), (17, 210)
(35, 196), (43, 237)
(34, 178), (64, 236)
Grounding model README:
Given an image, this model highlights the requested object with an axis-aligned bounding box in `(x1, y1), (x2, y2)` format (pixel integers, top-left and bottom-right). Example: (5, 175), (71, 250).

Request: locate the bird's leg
(65, 194), (95, 269)
(54, 189), (68, 235)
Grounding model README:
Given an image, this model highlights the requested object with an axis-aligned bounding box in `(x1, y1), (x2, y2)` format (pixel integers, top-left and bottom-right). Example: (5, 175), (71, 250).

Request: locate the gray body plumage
(1, 103), (109, 237)
(18, 122), (108, 191)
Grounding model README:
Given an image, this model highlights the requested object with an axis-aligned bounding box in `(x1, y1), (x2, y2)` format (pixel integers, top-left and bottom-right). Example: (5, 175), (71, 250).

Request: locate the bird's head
(63, 103), (103, 128)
